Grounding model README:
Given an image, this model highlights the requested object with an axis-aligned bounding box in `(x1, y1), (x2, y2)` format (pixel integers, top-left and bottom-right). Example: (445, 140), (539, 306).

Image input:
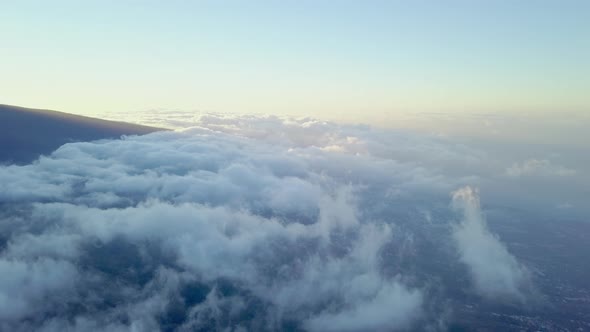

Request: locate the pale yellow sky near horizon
(1, 1), (589, 131)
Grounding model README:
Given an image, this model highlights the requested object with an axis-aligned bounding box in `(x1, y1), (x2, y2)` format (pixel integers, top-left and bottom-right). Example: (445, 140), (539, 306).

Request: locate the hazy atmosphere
(1, 1), (589, 331)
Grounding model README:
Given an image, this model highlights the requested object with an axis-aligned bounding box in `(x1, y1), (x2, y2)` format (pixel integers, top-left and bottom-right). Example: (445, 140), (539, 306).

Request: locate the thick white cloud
(0, 112), (585, 330)
(0, 258), (78, 321)
(0, 124), (426, 330)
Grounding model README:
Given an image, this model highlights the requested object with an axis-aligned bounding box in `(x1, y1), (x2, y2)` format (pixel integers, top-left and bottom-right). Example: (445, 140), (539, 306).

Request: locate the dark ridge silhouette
(0, 104), (166, 165)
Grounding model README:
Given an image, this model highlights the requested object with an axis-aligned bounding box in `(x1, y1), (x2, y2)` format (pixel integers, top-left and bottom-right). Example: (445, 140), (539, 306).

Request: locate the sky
(1, 2), (590, 329)
(1, 0), (589, 125)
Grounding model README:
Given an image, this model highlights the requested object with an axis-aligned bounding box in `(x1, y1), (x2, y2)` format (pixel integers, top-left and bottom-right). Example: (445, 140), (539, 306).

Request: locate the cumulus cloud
(0, 122), (427, 331)
(1, 112), (586, 330)
(0, 258), (78, 322)
(451, 187), (529, 300)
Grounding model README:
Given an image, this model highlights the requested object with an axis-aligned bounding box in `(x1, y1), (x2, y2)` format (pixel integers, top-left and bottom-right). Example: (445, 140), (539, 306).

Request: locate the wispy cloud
(451, 187), (530, 300)
(506, 159), (576, 177)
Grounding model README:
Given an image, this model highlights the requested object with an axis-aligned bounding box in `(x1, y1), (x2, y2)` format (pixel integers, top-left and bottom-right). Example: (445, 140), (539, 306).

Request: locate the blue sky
(1, 0), (588, 123)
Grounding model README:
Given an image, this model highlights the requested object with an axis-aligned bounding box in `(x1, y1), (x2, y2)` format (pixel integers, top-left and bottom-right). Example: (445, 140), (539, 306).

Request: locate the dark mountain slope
(0, 104), (165, 164)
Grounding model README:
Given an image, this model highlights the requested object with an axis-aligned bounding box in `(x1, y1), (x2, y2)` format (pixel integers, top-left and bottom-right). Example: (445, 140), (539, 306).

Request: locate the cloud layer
(0, 113), (586, 331)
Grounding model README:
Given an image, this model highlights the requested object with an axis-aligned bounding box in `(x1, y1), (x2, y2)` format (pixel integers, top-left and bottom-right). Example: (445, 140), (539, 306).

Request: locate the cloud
(506, 159), (576, 177)
(304, 282), (422, 332)
(0, 124), (428, 331)
(1, 112), (586, 330)
(451, 187), (529, 300)
(0, 258), (78, 321)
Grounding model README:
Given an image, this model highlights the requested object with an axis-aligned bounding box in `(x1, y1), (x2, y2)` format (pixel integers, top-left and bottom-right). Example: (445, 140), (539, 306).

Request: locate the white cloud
(0, 258), (78, 322)
(0, 124), (427, 330)
(1, 111), (586, 330)
(451, 186), (530, 300)
(304, 282), (422, 332)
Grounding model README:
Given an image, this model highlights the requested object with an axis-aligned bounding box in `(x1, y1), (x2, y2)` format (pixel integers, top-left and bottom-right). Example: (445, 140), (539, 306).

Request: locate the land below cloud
(0, 104), (164, 164)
